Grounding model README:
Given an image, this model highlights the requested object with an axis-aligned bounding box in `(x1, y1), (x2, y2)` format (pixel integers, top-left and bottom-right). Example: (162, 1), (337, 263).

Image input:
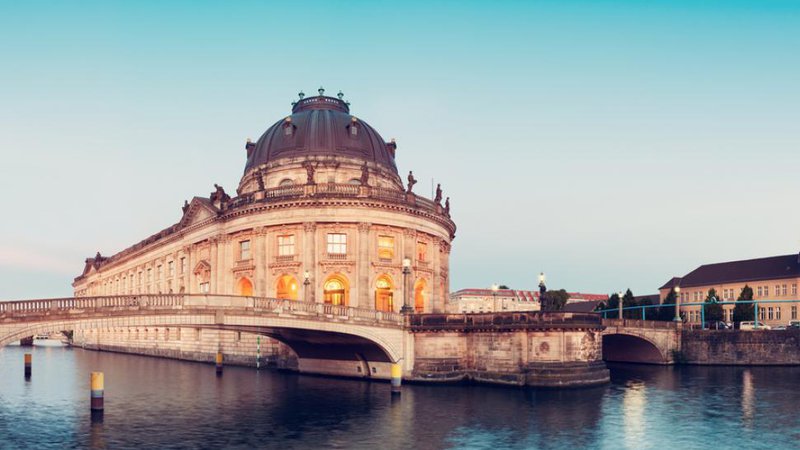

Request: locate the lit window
(417, 242), (427, 262)
(378, 236), (394, 260)
(327, 233), (347, 255)
(240, 240), (251, 260)
(278, 235), (295, 256)
(168, 261), (175, 277)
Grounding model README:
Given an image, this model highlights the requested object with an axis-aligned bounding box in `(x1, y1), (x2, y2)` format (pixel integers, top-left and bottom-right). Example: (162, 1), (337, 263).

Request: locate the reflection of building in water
(622, 381), (647, 449)
(741, 369), (754, 427)
(659, 253), (800, 325)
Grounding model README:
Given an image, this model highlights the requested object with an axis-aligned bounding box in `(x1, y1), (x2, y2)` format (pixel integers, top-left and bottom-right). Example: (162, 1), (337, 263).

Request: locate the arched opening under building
(414, 278), (427, 313)
(276, 275), (298, 300)
(375, 275), (394, 312)
(236, 277), (253, 296)
(602, 334), (665, 364)
(323, 275), (349, 306)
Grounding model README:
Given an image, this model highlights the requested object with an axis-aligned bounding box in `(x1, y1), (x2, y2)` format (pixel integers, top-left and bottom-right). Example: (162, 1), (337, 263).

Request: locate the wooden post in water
(90, 372), (104, 411)
(215, 352), (223, 376)
(390, 363), (402, 395)
(24, 353), (32, 379)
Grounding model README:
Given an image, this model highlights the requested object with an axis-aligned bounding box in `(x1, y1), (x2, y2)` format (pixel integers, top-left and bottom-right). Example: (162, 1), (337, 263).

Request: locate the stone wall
(681, 329), (800, 365)
(74, 327), (298, 369)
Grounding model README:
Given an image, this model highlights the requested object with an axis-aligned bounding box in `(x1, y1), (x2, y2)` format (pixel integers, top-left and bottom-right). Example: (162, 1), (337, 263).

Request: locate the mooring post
(216, 351), (223, 376)
(90, 372), (104, 411)
(24, 353), (32, 379)
(256, 336), (261, 370)
(390, 363), (402, 395)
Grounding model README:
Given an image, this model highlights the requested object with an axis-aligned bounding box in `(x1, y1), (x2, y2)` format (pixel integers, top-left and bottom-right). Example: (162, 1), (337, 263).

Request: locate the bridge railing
(0, 294), (404, 326)
(602, 318), (680, 329)
(408, 311), (603, 331)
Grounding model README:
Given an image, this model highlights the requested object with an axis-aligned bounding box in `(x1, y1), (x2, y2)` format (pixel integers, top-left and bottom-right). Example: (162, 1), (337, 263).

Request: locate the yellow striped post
(24, 353), (32, 379)
(215, 352), (223, 376)
(90, 372), (104, 411)
(390, 363), (402, 395)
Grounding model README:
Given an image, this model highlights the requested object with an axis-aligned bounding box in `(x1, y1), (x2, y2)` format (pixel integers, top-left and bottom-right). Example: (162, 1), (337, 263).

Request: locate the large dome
(244, 93), (398, 175)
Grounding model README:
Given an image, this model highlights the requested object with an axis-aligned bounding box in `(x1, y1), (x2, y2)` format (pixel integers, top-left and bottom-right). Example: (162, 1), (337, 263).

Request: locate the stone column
(223, 235), (233, 295)
(432, 238), (442, 313)
(210, 237), (219, 293)
(303, 222), (317, 303)
(437, 241), (451, 313)
(403, 229), (416, 313)
(254, 227), (267, 297)
(357, 222), (371, 309)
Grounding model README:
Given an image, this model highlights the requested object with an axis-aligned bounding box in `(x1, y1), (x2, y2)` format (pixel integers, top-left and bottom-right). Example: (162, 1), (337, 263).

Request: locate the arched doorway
(276, 275), (298, 300)
(414, 278), (427, 313)
(236, 277), (253, 296)
(375, 275), (394, 312)
(323, 275), (349, 306)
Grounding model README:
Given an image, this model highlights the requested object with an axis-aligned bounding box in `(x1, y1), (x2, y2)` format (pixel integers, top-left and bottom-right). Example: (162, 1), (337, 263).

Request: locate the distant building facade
(659, 253), (800, 326)
(447, 289), (606, 313)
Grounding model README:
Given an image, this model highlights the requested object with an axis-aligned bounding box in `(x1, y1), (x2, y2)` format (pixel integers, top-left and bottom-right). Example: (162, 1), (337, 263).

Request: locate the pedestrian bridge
(0, 294), (411, 378)
(601, 319), (682, 364)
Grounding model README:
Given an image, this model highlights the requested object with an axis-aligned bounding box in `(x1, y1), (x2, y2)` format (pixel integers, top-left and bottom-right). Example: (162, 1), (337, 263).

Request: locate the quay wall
(681, 329), (800, 365)
(73, 327), (298, 369)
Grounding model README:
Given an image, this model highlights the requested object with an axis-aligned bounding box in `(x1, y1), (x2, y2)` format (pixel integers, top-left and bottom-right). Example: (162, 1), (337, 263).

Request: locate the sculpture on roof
(303, 161), (316, 185)
(182, 200), (190, 214)
(210, 184), (230, 204)
(360, 162), (370, 186)
(434, 183), (443, 204)
(444, 197), (450, 216)
(406, 171), (417, 193)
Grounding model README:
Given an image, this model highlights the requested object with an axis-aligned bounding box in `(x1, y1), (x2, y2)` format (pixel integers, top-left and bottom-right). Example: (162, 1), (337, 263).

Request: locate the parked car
(739, 321), (771, 330)
(788, 320), (800, 330)
(773, 325), (787, 331)
(704, 321), (731, 330)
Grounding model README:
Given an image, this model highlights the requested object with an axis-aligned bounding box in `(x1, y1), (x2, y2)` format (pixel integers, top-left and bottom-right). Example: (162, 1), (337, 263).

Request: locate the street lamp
(538, 272), (547, 311)
(401, 257), (413, 314)
(674, 285), (681, 322)
(618, 291), (624, 320)
(491, 283), (499, 312)
(303, 270), (310, 303)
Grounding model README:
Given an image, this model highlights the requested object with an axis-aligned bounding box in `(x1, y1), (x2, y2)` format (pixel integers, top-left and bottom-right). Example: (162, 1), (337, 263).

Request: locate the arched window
(279, 178), (295, 187)
(414, 278), (427, 313)
(324, 275), (349, 306)
(276, 274), (298, 300)
(236, 277), (253, 296)
(375, 275), (394, 312)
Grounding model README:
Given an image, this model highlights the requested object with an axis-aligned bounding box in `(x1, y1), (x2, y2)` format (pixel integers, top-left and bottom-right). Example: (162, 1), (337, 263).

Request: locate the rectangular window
(181, 257), (187, 274)
(240, 240), (251, 260)
(157, 265), (163, 280)
(278, 235), (295, 256)
(168, 261), (175, 277)
(776, 307), (781, 320)
(147, 268), (153, 283)
(327, 233), (347, 254)
(793, 284), (798, 296)
(759, 308), (766, 321)
(768, 307), (774, 321)
(417, 242), (428, 262)
(757, 287), (763, 297)
(138, 271), (143, 286)
(199, 282), (209, 293)
(792, 306), (798, 320)
(782, 284), (787, 296)
(378, 235), (394, 260)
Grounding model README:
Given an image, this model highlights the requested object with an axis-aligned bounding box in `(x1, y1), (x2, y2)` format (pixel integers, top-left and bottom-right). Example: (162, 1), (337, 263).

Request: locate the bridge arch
(602, 333), (667, 364)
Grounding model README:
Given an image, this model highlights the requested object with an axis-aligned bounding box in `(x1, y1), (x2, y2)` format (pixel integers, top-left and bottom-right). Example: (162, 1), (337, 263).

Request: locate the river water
(1, 347), (798, 449)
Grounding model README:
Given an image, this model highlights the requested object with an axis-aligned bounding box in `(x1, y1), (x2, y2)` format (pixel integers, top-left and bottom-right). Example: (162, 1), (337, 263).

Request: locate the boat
(32, 333), (69, 347)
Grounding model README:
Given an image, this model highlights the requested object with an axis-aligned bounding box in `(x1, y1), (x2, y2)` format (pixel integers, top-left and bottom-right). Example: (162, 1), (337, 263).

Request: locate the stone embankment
(681, 329), (800, 365)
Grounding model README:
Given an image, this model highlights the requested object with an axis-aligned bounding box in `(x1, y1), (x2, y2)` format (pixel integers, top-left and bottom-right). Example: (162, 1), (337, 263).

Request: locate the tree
(655, 289), (677, 321)
(541, 289), (570, 311)
(704, 288), (724, 323)
(498, 285), (510, 290)
(733, 285), (755, 323)
(622, 289), (638, 319)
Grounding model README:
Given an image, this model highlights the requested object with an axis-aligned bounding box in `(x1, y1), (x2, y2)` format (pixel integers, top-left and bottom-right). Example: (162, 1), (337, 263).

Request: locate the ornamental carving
(303, 222), (317, 232)
(358, 222), (371, 233)
(439, 241), (451, 254)
(403, 229), (417, 238)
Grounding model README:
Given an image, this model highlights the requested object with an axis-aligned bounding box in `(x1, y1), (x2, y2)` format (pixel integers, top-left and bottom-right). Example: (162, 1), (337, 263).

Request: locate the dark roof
(674, 254), (800, 288)
(633, 294), (660, 304)
(244, 95), (398, 175)
(658, 277), (682, 290)
(563, 300), (603, 313)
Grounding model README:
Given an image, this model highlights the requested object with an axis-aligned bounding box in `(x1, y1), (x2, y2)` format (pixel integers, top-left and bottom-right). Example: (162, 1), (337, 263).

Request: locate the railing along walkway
(0, 295), (404, 326)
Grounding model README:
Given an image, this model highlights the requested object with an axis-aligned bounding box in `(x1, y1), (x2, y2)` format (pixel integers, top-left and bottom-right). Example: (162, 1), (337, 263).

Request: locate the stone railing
(602, 318), (681, 330)
(0, 295), (404, 326)
(408, 311), (603, 332)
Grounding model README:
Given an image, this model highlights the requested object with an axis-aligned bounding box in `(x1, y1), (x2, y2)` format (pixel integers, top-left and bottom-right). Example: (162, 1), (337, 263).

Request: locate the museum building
(73, 90), (456, 315)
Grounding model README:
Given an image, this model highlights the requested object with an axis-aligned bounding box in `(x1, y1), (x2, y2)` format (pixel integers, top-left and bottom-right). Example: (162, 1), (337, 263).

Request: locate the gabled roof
(672, 254), (800, 289)
(178, 197), (219, 229)
(658, 277), (682, 290)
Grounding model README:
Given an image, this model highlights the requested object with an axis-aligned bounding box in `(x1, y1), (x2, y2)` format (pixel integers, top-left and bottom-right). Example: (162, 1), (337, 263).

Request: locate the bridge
(0, 294), (411, 379)
(601, 319), (682, 364)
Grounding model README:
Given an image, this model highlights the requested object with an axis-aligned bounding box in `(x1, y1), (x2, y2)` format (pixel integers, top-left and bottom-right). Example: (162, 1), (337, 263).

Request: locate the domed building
(73, 90), (456, 315)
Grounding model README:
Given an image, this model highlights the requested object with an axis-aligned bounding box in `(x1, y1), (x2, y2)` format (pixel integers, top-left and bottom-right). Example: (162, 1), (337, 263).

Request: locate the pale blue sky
(1, 1), (799, 299)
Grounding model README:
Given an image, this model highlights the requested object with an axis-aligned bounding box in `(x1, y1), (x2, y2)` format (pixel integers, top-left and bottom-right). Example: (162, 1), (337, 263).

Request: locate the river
(1, 346), (798, 449)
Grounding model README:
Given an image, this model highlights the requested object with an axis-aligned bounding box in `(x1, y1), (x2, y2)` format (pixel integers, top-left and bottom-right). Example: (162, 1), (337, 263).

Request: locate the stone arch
(323, 274), (349, 306)
(602, 333), (666, 364)
(414, 278), (427, 313)
(374, 274), (395, 312)
(236, 277), (253, 296)
(276, 274), (298, 300)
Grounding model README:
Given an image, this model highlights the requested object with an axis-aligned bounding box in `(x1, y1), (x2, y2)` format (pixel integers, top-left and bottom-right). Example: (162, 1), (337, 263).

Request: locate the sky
(0, 0), (799, 299)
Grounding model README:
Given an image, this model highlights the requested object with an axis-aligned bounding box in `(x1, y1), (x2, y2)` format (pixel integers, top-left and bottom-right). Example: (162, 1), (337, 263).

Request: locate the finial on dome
(337, 91), (344, 99)
(298, 91), (305, 99)
(318, 87), (325, 96)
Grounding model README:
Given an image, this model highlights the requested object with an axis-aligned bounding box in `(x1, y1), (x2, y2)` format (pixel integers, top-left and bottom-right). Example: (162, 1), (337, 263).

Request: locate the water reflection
(741, 369), (754, 428)
(622, 380), (646, 449)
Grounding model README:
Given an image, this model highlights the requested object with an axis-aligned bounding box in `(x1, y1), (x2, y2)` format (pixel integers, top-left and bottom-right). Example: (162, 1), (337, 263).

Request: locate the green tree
(541, 289), (570, 311)
(704, 288), (724, 323)
(621, 289), (638, 319)
(655, 289), (677, 321)
(733, 285), (755, 323)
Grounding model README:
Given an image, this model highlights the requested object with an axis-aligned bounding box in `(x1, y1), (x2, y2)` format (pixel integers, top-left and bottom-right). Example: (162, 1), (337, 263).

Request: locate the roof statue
(406, 171), (417, 193)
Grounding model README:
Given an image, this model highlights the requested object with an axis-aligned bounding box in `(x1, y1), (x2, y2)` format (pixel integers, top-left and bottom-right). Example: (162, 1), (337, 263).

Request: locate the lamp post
(538, 272), (547, 311)
(491, 283), (499, 312)
(618, 291), (624, 320)
(303, 270), (310, 303)
(674, 285), (682, 322)
(401, 257), (413, 314)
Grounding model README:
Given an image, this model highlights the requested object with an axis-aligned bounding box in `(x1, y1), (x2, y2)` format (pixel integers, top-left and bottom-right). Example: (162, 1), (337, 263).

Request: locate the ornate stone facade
(73, 92), (456, 314)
